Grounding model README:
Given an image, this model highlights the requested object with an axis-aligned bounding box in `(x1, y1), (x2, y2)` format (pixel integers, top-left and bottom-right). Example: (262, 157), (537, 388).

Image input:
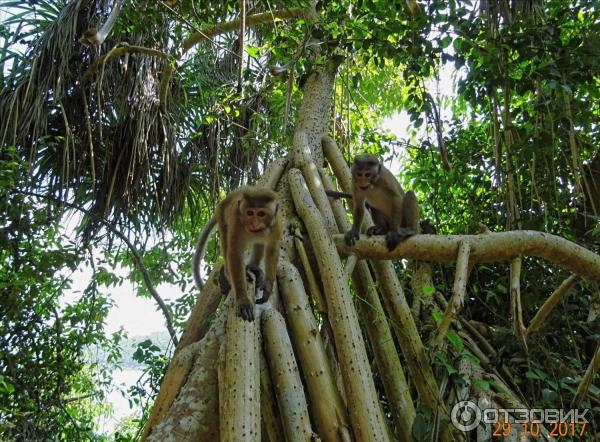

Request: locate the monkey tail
(192, 216), (217, 292)
(325, 189), (353, 199)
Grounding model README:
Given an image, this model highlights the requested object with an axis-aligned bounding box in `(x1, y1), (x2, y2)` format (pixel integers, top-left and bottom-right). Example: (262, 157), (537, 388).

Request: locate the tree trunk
(143, 57), (600, 442)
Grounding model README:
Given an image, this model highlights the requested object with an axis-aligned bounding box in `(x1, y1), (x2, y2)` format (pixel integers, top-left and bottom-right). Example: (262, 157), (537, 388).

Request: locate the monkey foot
(344, 230), (359, 246)
(366, 225), (386, 236)
(385, 228), (416, 250)
(246, 265), (265, 289)
(397, 227), (416, 239)
(218, 267), (231, 294)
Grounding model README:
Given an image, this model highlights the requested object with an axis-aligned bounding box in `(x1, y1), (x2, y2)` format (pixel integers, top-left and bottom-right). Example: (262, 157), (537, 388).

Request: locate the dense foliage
(1, 0), (599, 440)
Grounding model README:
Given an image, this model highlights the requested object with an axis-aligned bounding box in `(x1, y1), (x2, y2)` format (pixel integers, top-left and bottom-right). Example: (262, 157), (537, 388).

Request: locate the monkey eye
(257, 210), (266, 217)
(246, 210), (254, 216)
(365, 172), (371, 177)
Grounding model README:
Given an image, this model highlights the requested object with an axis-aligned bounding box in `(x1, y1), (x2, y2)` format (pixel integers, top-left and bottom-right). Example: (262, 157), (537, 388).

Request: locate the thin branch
(571, 343), (600, 407)
(238, 0), (245, 96)
(18, 190), (179, 346)
(526, 274), (580, 336)
(430, 240), (471, 351)
(82, 43), (171, 81)
(344, 255), (357, 279)
(159, 5), (318, 109)
(509, 257), (527, 345)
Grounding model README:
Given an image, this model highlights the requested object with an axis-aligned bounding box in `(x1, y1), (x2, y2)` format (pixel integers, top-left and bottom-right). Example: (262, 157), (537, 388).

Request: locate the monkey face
(242, 207), (273, 233)
(354, 169), (376, 190)
(353, 154), (381, 190)
(353, 164), (380, 190)
(238, 190), (278, 234)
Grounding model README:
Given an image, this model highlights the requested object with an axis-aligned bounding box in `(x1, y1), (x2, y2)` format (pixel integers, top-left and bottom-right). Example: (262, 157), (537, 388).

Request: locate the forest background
(1, 0), (599, 440)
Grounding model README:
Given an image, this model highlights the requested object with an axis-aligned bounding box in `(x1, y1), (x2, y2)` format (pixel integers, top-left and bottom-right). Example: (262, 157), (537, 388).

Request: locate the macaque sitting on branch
(193, 187), (282, 321)
(330, 154), (420, 251)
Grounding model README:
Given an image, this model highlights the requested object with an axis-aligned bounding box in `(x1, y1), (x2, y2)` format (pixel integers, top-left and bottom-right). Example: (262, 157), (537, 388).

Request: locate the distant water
(97, 368), (144, 434)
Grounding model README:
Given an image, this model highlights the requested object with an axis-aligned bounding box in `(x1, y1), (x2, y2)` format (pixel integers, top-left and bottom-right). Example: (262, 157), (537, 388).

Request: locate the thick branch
(261, 309), (315, 441)
(141, 271), (222, 441)
(159, 6), (318, 109)
(277, 260), (350, 440)
(333, 231), (600, 282)
(288, 169), (390, 441)
(219, 294), (260, 441)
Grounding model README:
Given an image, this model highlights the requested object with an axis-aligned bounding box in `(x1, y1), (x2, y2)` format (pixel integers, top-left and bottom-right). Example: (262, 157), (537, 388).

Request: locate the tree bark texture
(144, 58), (600, 442)
(333, 231), (600, 282)
(262, 309), (315, 441)
(219, 286), (260, 441)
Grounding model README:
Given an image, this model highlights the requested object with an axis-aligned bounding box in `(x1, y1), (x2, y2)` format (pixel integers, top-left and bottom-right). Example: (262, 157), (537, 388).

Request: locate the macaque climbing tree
(141, 60), (600, 442)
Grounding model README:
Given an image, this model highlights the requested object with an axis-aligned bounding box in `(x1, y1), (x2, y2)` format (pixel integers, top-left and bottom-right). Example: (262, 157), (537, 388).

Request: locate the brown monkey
(193, 187), (281, 321)
(327, 189), (436, 234)
(342, 154), (420, 251)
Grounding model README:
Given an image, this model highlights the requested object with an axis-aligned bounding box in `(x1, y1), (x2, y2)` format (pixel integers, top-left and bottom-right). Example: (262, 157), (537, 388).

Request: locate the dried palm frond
(1, 1), (290, 236)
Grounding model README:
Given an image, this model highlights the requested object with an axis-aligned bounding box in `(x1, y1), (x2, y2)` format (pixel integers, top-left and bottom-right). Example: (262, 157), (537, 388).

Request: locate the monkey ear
(372, 162), (382, 184)
(274, 203), (279, 216)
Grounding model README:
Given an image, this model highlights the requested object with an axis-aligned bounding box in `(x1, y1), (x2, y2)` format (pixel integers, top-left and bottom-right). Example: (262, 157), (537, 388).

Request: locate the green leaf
(245, 45), (260, 58)
(474, 379), (490, 391)
(447, 331), (463, 351)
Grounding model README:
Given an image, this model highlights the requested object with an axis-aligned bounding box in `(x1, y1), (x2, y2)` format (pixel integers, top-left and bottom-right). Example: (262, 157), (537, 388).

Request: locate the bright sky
(60, 213), (171, 338)
(382, 60), (456, 173)
(67, 265), (171, 337)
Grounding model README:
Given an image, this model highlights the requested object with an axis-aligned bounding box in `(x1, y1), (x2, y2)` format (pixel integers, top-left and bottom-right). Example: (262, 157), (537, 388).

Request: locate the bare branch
(527, 275), (580, 336)
(18, 191), (179, 346)
(509, 257), (527, 345)
(430, 240), (471, 351)
(571, 343), (600, 407)
(82, 43), (171, 81)
(333, 230), (600, 282)
(159, 6), (319, 109)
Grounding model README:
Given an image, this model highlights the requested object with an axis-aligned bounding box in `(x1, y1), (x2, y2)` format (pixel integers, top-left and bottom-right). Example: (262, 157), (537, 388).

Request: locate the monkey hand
(366, 225), (386, 236)
(255, 290), (270, 304)
(236, 302), (255, 321)
(344, 229), (359, 246)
